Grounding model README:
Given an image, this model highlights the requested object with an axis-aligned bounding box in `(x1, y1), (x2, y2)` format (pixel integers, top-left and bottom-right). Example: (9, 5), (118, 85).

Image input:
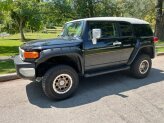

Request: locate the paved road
(0, 56), (164, 123)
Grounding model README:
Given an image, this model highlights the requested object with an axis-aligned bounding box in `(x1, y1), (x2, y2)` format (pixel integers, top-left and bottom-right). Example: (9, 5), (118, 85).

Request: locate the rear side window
(133, 24), (153, 37)
(119, 22), (133, 37)
(88, 21), (118, 39)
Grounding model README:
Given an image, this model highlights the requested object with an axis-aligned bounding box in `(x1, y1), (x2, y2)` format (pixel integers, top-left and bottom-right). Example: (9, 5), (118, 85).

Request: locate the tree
(40, 0), (76, 27)
(0, 0), (160, 41)
(0, 0), (42, 41)
(155, 0), (164, 40)
(73, 0), (95, 18)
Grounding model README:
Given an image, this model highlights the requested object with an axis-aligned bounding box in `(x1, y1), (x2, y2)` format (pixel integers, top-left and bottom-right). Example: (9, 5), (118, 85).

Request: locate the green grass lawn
(0, 31), (61, 74)
(0, 38), (22, 56)
(156, 40), (164, 46)
(156, 40), (164, 52)
(156, 47), (164, 52)
(0, 32), (60, 56)
(0, 60), (16, 74)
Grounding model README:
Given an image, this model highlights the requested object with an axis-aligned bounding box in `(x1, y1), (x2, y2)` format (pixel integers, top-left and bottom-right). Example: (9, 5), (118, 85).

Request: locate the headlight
(19, 47), (24, 60)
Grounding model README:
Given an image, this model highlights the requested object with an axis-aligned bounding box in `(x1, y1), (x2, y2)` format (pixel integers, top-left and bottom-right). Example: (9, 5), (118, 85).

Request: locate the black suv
(14, 17), (158, 100)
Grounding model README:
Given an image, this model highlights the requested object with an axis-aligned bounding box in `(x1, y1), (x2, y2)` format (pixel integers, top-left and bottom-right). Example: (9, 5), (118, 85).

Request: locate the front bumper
(14, 55), (36, 80)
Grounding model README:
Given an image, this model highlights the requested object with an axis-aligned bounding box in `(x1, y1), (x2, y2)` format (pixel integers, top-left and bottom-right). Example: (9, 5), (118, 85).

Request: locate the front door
(84, 21), (123, 71)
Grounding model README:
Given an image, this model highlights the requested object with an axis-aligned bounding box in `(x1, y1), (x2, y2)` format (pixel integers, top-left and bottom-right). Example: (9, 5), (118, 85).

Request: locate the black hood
(20, 37), (82, 51)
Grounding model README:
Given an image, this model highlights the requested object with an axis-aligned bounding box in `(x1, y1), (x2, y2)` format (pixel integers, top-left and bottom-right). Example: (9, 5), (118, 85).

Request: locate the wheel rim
(53, 74), (73, 94)
(139, 60), (149, 74)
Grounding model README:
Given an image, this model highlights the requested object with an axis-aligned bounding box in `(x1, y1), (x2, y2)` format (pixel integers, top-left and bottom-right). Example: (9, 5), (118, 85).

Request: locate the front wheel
(42, 65), (79, 100)
(130, 54), (152, 79)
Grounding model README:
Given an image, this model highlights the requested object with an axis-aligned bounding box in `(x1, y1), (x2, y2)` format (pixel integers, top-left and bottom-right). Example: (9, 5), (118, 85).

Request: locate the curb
(0, 73), (20, 82)
(157, 52), (164, 56)
(0, 53), (164, 82)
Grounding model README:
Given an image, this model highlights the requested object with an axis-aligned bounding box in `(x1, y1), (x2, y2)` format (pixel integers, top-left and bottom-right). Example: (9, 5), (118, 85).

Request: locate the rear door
(118, 22), (135, 63)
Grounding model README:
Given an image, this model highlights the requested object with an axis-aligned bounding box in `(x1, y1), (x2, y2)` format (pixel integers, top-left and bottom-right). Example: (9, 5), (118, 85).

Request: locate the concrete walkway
(0, 56), (12, 61)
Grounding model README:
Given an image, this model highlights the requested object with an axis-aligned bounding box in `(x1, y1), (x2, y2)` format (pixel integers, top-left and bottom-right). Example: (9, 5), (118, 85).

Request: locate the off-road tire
(42, 65), (79, 100)
(130, 54), (152, 79)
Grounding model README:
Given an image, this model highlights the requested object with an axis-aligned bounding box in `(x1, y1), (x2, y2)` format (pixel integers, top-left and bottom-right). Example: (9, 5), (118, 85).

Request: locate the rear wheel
(130, 54), (152, 79)
(42, 65), (79, 100)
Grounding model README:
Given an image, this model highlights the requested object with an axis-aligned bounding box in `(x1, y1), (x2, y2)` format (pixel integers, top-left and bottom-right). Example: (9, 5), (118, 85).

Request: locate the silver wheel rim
(53, 74), (73, 94)
(139, 60), (149, 74)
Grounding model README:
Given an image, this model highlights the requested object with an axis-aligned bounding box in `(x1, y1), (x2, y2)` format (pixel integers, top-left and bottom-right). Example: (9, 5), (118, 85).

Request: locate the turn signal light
(24, 51), (39, 59)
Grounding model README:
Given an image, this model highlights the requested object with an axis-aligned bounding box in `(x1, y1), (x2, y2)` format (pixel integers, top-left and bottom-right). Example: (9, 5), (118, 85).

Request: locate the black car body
(14, 17), (157, 100)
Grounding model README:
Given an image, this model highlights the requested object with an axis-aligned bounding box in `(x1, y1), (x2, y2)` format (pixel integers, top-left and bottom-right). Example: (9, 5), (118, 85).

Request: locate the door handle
(113, 41), (122, 46)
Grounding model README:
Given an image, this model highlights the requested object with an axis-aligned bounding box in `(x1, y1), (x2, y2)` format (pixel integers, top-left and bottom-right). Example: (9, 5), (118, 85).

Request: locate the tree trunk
(19, 20), (25, 42)
(155, 0), (164, 41)
(88, 0), (94, 17)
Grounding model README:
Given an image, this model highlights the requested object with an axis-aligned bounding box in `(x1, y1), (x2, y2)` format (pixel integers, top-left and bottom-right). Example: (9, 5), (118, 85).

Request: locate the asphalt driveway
(0, 56), (164, 123)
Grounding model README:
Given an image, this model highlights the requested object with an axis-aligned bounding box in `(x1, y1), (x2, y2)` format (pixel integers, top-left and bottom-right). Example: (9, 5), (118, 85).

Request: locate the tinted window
(88, 21), (118, 39)
(133, 24), (153, 37)
(119, 22), (133, 36)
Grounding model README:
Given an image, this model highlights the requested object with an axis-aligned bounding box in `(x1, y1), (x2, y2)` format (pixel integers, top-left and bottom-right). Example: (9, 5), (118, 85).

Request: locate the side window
(119, 22), (133, 37)
(88, 21), (118, 39)
(133, 24), (153, 37)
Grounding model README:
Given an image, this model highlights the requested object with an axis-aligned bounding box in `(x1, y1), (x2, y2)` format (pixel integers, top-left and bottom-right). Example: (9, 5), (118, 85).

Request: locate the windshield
(62, 21), (83, 38)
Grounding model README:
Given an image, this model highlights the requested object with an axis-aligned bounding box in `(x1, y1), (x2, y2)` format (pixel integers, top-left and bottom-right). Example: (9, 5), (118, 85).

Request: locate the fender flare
(127, 43), (155, 65)
(36, 47), (84, 74)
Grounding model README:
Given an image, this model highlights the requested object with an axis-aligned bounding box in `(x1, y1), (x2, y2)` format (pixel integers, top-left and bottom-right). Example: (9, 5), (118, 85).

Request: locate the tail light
(153, 37), (158, 43)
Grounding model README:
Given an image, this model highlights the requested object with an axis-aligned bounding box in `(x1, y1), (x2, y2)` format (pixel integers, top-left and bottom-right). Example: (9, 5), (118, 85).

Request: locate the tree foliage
(0, 0), (163, 41)
(0, 0), (42, 41)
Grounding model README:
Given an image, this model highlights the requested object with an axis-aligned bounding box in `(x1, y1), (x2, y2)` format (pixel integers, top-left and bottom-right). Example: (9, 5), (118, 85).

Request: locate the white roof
(67, 17), (149, 24)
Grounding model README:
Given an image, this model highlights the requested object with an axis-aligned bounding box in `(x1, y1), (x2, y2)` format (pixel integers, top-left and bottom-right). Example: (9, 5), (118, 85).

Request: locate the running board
(84, 66), (130, 77)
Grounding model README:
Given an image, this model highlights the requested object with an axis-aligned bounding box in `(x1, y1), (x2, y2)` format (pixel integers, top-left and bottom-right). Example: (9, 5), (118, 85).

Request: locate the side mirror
(92, 29), (101, 44)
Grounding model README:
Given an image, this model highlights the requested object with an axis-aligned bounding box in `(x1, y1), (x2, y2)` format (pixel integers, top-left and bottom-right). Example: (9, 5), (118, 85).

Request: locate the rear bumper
(13, 55), (36, 80)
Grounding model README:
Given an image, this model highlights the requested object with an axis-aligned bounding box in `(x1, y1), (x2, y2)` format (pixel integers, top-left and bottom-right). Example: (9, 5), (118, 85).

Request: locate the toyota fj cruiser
(14, 17), (158, 100)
